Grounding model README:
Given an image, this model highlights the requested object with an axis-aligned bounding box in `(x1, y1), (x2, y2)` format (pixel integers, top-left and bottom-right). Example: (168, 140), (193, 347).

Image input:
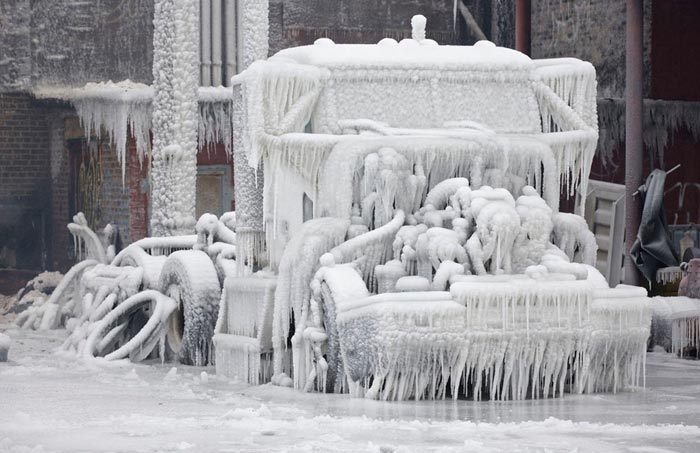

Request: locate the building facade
(1, 0), (698, 278)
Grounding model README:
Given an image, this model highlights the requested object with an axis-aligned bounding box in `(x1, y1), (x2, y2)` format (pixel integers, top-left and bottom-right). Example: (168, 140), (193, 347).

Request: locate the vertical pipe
(224, 0), (237, 84)
(211, 0), (223, 86)
(625, 0), (643, 285)
(200, 0), (212, 86)
(515, 0), (531, 56)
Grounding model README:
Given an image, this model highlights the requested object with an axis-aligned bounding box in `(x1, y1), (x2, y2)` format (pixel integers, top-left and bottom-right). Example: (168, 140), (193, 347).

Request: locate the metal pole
(515, 0), (531, 56)
(625, 0), (643, 285)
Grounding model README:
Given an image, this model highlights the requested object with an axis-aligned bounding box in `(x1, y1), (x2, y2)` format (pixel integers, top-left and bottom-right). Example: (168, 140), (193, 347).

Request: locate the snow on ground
(1, 315), (700, 452)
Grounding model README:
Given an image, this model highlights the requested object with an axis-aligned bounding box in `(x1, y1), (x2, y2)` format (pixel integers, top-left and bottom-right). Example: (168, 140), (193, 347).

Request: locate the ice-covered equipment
(213, 15), (653, 400)
(23, 210), (237, 367)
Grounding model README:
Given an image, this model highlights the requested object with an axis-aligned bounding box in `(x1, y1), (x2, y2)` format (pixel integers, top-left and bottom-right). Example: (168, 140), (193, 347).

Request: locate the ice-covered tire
(159, 250), (221, 366)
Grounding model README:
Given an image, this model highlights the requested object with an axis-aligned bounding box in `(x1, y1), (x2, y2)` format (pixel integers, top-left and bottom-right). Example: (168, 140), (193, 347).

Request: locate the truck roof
(274, 39), (533, 71)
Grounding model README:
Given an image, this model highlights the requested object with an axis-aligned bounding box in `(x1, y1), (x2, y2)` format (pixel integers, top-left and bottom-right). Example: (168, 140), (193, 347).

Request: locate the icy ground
(1, 317), (700, 452)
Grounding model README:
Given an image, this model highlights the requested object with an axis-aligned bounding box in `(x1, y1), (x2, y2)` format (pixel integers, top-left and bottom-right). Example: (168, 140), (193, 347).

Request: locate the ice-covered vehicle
(214, 16), (651, 400)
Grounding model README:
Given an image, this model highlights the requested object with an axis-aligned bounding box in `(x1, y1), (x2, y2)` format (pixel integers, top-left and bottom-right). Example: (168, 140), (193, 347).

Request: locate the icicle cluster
(39, 82), (234, 183)
(70, 81), (152, 181)
(598, 98), (700, 165)
(656, 266), (683, 285)
(198, 86), (233, 155)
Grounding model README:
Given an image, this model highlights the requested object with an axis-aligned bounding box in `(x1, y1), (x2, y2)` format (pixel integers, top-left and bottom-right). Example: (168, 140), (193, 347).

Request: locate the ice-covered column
(233, 0), (269, 271)
(150, 0), (200, 237)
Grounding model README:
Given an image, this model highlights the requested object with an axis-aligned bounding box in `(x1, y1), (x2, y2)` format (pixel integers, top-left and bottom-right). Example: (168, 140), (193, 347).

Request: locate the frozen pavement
(1, 318), (700, 452)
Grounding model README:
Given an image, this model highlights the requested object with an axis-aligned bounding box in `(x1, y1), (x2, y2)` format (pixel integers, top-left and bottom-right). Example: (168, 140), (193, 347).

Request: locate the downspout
(224, 0), (237, 85)
(211, 0), (223, 86)
(515, 0), (531, 56)
(625, 0), (644, 285)
(200, 0), (212, 86)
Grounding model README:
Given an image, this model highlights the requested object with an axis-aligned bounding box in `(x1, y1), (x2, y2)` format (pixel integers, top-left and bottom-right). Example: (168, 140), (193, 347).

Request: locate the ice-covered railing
(671, 308), (700, 360)
(231, 59), (326, 167)
(650, 296), (700, 356)
(533, 58), (598, 131)
(531, 59), (598, 213)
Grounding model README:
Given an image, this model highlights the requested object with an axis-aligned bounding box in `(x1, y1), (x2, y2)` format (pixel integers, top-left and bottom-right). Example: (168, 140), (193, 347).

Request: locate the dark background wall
(0, 0), (154, 91)
(269, 0), (461, 53)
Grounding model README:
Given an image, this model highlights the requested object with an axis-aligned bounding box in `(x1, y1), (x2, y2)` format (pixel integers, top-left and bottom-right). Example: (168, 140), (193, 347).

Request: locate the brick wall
(0, 93), (50, 201)
(48, 112), (73, 271)
(0, 92), (50, 270)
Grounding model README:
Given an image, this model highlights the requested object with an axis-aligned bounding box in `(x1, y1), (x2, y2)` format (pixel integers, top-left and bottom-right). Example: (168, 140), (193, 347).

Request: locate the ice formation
(551, 212), (598, 266)
(598, 98), (700, 165)
(214, 275), (276, 384)
(0, 332), (11, 362)
(33, 15), (656, 402)
(304, 263), (650, 400)
(67, 212), (112, 263)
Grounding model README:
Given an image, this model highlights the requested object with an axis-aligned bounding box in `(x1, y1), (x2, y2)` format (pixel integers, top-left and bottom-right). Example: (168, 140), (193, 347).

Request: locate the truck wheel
(159, 250), (221, 366)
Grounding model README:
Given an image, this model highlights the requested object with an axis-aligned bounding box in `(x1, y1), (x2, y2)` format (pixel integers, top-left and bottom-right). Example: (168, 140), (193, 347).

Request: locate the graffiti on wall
(75, 140), (103, 230)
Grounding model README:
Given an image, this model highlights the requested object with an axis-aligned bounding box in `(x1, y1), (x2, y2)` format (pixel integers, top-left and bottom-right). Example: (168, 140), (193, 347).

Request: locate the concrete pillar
(625, 0), (644, 285)
(515, 0), (531, 56)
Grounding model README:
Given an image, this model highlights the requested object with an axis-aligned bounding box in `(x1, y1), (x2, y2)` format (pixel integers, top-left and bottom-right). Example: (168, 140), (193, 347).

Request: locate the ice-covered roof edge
(32, 81), (235, 184)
